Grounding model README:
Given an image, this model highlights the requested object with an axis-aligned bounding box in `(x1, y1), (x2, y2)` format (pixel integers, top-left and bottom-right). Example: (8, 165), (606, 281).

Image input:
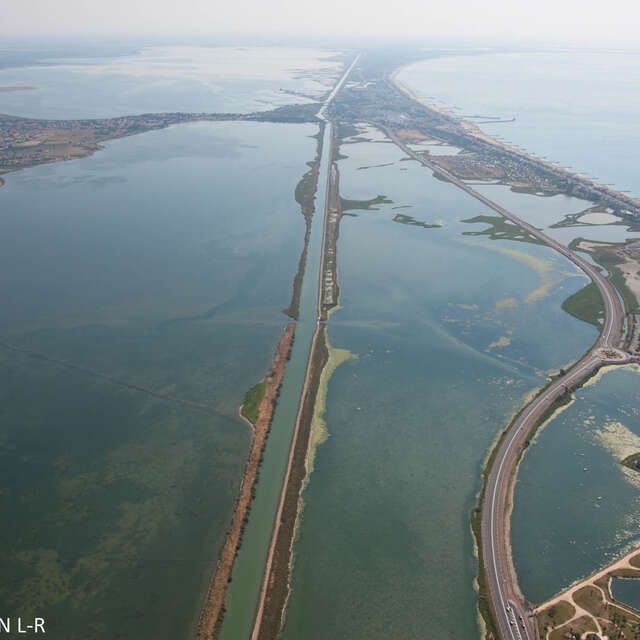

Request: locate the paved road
(248, 53), (360, 640)
(387, 130), (626, 640)
(317, 53), (361, 123)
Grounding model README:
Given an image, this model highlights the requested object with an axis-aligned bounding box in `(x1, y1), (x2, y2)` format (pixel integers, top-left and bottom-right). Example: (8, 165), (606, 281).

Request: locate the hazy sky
(2, 0), (639, 47)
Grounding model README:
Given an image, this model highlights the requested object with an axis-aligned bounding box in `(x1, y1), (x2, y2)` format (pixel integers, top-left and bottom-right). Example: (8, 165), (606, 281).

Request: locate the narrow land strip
(249, 55), (359, 640)
(195, 323), (296, 639)
(249, 125), (336, 640)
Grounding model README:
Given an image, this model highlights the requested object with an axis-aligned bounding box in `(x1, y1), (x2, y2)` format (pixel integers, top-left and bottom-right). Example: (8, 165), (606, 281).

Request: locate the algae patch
(305, 339), (357, 482)
(495, 297), (518, 310)
(487, 334), (512, 350)
(593, 421), (640, 466)
(467, 237), (566, 305)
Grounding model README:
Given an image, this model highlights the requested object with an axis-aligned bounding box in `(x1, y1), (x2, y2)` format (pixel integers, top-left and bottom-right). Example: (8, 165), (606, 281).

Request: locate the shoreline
(382, 121), (631, 640)
(256, 125), (349, 636)
(249, 125), (338, 639)
(387, 65), (640, 217)
(253, 324), (329, 639)
(0, 104), (321, 179)
(284, 125), (325, 320)
(195, 322), (296, 640)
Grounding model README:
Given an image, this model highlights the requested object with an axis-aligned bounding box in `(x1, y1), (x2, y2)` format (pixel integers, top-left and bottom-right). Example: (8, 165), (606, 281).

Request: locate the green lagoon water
(282, 127), (598, 639)
(0, 120), (318, 639)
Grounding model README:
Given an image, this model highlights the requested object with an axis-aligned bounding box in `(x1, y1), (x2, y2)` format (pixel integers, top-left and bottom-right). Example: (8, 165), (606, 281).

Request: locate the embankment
(195, 322), (296, 639)
(254, 325), (329, 639)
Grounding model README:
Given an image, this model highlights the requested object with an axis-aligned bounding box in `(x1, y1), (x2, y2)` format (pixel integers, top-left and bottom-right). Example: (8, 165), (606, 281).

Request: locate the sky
(2, 0), (639, 48)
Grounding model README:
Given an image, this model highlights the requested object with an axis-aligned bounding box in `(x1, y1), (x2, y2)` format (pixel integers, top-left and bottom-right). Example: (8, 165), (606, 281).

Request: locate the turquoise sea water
(0, 120), (317, 639)
(282, 126), (597, 639)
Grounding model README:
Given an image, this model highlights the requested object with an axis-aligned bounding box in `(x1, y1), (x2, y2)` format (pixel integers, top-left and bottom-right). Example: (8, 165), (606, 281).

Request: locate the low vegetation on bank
(241, 379), (267, 425)
(561, 282), (605, 326)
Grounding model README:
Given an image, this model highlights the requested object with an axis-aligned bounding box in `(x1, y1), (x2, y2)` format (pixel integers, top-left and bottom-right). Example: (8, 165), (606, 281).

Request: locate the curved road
(386, 129), (626, 640)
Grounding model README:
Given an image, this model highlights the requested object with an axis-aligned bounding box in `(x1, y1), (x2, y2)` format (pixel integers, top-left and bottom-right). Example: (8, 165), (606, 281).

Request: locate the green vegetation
(571, 239), (640, 314)
(241, 379), (267, 425)
(561, 282), (605, 326)
(509, 184), (558, 197)
(537, 600), (576, 630)
(470, 502), (500, 640)
(285, 127), (323, 319)
(392, 213), (442, 229)
(588, 248), (627, 297)
(340, 194), (392, 212)
(356, 162), (395, 170)
(462, 215), (543, 245)
(548, 616), (597, 640)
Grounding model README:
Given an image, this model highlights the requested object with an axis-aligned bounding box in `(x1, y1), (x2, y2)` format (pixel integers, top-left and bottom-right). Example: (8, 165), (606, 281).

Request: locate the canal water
(219, 122), (331, 639)
(281, 125), (597, 639)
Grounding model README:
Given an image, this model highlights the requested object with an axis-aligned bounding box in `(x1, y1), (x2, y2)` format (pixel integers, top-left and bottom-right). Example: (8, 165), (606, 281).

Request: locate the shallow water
(471, 183), (640, 246)
(0, 120), (317, 639)
(282, 126), (597, 639)
(0, 45), (341, 119)
(512, 365), (640, 604)
(219, 122), (331, 639)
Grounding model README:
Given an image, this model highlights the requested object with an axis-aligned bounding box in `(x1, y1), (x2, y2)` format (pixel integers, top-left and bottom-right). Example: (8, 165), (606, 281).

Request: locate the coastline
(195, 322), (296, 640)
(0, 104), (321, 180)
(388, 65), (640, 216)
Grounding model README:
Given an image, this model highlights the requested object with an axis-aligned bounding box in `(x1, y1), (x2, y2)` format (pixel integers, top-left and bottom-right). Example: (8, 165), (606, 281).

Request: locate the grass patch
(572, 239), (640, 314)
(240, 380), (267, 425)
(549, 615), (597, 640)
(462, 215), (543, 245)
(392, 213), (442, 229)
(340, 194), (392, 212)
(537, 600), (576, 632)
(561, 282), (605, 326)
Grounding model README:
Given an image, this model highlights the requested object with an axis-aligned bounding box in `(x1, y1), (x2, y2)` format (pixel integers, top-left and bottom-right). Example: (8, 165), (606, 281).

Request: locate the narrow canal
(219, 121), (332, 639)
